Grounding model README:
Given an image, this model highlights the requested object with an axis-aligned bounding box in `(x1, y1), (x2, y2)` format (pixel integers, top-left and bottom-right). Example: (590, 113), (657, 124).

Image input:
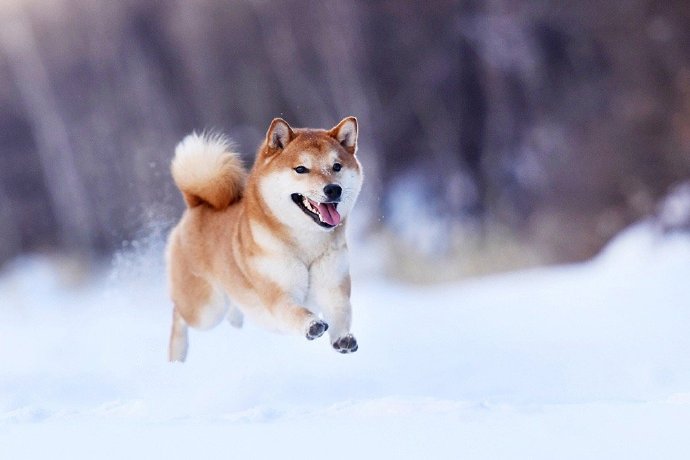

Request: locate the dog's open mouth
(291, 193), (341, 228)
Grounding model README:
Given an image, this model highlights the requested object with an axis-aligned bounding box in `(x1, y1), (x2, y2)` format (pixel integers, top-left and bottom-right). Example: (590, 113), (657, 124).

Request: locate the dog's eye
(333, 163), (342, 172)
(294, 166), (309, 174)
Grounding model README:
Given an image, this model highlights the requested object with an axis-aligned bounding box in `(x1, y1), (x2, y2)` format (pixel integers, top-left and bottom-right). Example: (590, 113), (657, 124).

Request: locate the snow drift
(1, 220), (690, 459)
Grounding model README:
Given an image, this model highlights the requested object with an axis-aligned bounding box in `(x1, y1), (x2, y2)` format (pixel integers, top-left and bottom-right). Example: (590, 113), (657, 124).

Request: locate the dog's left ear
(329, 116), (358, 155)
(266, 118), (294, 152)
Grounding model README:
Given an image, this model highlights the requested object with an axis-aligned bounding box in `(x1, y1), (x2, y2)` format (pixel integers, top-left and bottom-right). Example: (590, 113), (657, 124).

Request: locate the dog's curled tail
(171, 132), (246, 210)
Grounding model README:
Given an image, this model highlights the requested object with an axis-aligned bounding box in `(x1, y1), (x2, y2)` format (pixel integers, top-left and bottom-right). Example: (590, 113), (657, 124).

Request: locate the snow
(2, 221), (690, 459)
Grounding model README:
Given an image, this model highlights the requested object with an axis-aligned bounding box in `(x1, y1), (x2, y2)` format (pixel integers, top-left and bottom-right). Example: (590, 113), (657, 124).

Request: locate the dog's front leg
(252, 289), (329, 339)
(249, 256), (328, 340)
(309, 248), (358, 353)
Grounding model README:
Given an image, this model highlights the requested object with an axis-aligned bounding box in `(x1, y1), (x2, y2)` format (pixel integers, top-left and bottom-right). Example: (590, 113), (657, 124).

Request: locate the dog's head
(255, 117), (363, 232)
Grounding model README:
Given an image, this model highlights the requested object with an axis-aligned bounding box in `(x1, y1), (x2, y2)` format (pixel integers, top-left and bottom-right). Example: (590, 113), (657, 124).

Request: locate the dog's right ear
(265, 118), (294, 153)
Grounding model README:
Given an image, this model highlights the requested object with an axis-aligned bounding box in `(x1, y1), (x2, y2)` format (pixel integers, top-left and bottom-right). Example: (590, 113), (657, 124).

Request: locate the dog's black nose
(323, 184), (342, 201)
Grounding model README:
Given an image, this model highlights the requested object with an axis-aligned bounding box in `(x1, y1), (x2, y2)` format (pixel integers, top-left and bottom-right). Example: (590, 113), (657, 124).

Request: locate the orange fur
(167, 117), (363, 362)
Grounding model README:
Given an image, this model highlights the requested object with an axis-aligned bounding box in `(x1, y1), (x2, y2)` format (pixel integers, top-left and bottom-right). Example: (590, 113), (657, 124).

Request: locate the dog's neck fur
(241, 176), (346, 266)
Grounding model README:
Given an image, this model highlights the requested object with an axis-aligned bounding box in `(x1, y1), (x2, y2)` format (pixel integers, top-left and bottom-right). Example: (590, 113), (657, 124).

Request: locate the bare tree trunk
(0, 183), (20, 262)
(250, 2), (332, 124)
(0, 7), (94, 254)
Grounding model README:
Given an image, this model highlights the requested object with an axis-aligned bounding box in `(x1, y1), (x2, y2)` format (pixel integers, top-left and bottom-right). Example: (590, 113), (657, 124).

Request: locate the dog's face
(256, 117), (363, 232)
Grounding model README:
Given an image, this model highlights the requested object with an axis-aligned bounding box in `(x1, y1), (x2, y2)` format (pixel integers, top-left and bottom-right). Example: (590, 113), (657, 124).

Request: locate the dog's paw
(332, 334), (358, 353)
(306, 319), (329, 340)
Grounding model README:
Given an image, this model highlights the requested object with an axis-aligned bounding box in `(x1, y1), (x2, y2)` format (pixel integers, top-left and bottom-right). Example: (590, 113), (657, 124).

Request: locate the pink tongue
(316, 202), (341, 226)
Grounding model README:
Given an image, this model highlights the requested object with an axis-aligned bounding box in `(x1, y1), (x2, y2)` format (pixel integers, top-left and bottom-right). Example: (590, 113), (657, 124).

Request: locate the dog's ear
(265, 118), (294, 152)
(329, 116), (358, 155)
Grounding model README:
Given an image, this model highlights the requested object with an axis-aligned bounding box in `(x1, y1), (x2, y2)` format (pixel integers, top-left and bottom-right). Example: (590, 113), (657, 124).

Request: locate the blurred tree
(0, 0), (688, 268)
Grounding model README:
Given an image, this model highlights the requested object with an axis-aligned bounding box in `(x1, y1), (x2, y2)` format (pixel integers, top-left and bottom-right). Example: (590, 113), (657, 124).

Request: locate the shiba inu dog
(166, 117), (363, 362)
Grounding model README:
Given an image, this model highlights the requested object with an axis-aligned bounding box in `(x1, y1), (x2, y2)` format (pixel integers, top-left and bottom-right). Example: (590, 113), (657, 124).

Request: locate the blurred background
(1, 0), (689, 282)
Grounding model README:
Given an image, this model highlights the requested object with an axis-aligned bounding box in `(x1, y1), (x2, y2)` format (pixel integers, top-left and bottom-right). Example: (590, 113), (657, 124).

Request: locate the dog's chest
(290, 228), (345, 265)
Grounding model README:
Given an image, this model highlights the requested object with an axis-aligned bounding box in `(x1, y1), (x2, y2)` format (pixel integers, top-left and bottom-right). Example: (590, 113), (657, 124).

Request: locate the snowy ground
(1, 221), (690, 459)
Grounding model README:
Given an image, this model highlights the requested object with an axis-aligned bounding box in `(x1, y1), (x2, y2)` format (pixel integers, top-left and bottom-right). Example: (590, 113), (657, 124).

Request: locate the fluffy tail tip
(171, 131), (246, 210)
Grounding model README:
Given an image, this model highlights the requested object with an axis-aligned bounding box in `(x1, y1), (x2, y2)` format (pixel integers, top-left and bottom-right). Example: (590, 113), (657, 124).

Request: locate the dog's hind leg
(226, 302), (244, 329)
(167, 245), (228, 361)
(168, 307), (189, 362)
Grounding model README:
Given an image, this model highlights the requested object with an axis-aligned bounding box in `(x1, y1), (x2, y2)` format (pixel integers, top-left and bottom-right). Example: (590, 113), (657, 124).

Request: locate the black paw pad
(332, 334), (358, 353)
(306, 319), (329, 340)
